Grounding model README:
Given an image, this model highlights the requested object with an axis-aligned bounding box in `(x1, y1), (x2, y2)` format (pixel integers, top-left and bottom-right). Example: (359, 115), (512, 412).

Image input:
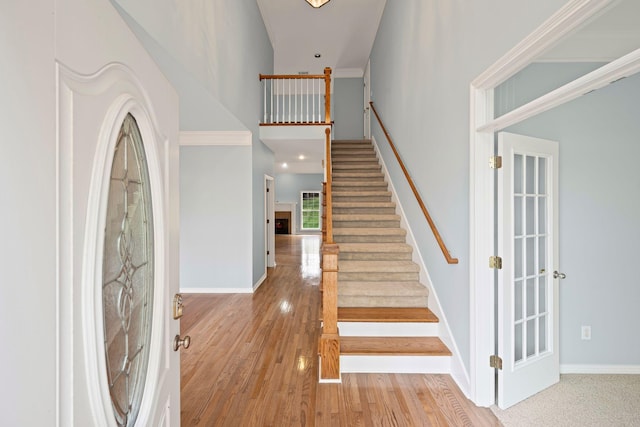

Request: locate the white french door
(497, 132), (561, 409)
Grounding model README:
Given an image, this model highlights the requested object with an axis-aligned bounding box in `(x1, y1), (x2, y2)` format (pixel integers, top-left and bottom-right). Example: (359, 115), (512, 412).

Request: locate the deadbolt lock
(173, 294), (184, 319)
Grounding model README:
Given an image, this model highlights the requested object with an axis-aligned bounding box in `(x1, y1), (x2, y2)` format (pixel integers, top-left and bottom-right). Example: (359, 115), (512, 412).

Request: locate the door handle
(553, 271), (566, 279)
(173, 334), (191, 351)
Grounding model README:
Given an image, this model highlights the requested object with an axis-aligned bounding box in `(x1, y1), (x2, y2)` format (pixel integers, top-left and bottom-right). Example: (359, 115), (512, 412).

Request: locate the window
(301, 191), (321, 230)
(103, 114), (154, 427)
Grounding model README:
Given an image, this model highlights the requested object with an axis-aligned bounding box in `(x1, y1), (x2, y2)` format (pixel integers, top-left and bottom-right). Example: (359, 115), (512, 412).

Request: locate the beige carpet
(491, 374), (640, 426)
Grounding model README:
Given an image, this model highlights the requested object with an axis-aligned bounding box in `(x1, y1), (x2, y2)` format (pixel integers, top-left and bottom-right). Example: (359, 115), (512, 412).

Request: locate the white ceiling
(257, 0), (387, 76)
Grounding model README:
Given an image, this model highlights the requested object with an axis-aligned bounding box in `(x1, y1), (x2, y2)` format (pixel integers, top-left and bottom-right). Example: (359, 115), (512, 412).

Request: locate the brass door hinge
(489, 256), (503, 269)
(490, 156), (503, 169)
(490, 355), (503, 370)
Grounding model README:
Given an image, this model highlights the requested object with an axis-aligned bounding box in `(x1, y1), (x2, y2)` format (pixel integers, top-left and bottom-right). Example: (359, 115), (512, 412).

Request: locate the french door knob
(553, 271), (566, 279)
(173, 334), (191, 351)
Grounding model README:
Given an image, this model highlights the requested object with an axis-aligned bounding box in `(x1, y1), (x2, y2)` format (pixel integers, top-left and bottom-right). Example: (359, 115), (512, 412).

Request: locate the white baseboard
(560, 364), (640, 374)
(179, 287), (254, 294)
(253, 272), (267, 291)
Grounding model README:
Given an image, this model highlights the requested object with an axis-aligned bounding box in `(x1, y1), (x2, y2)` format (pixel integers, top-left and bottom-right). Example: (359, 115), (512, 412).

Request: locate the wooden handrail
(259, 73), (327, 80)
(369, 102), (459, 265)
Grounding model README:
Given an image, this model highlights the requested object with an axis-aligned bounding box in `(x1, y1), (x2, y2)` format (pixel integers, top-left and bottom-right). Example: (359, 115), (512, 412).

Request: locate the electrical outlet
(581, 326), (591, 340)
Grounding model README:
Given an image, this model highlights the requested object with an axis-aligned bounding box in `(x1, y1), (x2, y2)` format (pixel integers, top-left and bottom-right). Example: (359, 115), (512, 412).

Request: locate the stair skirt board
(340, 355), (451, 374)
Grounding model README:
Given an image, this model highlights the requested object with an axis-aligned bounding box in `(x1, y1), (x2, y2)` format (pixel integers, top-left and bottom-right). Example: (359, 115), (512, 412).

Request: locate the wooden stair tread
(337, 307), (439, 323)
(340, 337), (451, 356)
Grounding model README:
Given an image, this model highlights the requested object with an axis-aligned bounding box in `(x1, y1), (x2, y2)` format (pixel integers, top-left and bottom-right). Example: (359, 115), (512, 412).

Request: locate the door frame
(364, 59), (371, 139)
(468, 0), (633, 406)
(265, 174), (275, 268)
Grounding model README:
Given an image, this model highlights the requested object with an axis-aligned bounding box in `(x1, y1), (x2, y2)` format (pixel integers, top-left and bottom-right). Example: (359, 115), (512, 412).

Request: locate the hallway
(180, 235), (500, 426)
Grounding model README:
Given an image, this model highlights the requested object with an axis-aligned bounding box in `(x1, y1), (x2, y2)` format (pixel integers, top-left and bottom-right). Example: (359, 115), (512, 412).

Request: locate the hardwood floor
(180, 235), (500, 426)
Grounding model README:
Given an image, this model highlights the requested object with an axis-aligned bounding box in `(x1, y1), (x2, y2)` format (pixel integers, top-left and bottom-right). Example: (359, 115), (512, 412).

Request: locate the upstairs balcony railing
(259, 67), (332, 125)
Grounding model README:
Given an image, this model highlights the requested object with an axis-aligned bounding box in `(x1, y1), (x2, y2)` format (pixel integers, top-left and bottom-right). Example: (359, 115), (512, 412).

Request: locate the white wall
(369, 0), (567, 375)
(0, 2), (56, 425)
(180, 146), (253, 291)
(498, 65), (640, 367)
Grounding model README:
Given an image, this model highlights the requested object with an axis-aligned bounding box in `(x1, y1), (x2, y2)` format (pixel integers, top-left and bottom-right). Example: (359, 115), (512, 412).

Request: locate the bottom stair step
(338, 337), (452, 374)
(340, 336), (451, 356)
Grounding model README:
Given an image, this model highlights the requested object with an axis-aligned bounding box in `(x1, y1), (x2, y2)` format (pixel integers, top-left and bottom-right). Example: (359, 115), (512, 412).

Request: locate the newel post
(319, 242), (340, 380)
(324, 67), (332, 124)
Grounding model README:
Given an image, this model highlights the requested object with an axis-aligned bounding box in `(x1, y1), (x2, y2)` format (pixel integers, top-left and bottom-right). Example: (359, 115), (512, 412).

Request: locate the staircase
(328, 139), (451, 373)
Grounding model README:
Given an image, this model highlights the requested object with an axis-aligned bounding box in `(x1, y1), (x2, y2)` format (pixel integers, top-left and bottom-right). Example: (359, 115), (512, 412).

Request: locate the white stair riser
(340, 355), (451, 374)
(337, 321), (439, 337)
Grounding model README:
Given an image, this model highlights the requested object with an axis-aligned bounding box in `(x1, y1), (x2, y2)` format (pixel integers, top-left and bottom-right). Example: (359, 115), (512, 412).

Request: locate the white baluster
(269, 80), (273, 123)
(319, 78), (322, 123)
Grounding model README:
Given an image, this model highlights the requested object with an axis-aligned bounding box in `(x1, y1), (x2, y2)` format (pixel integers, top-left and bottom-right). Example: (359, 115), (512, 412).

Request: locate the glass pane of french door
(512, 153), (550, 365)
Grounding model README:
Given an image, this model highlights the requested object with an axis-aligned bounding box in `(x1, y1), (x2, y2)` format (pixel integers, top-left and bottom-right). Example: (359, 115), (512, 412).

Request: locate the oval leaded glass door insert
(103, 113), (154, 427)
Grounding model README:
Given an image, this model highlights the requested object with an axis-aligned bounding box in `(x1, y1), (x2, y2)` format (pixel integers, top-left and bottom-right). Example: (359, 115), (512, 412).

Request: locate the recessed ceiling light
(298, 155), (305, 160)
(314, 53), (321, 58)
(282, 162), (288, 168)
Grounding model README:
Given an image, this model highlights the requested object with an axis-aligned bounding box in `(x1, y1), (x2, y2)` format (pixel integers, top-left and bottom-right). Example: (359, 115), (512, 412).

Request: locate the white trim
(471, 0), (618, 90)
(253, 271), (268, 291)
(264, 175), (276, 269)
(479, 48), (640, 134)
(469, 0), (621, 407)
(179, 130), (252, 146)
(560, 365), (640, 374)
(179, 287), (254, 294)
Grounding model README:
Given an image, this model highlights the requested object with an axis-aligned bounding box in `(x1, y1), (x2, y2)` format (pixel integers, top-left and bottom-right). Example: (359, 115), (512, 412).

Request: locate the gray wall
(334, 77), (364, 140)
(369, 0), (566, 374)
(115, 0), (275, 288)
(275, 173), (324, 234)
(180, 146), (253, 290)
(498, 65), (640, 366)
(1, 2), (56, 423)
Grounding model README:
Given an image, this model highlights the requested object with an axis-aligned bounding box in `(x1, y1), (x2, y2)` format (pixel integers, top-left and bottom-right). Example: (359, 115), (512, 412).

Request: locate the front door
(497, 132), (561, 409)
(57, 62), (181, 425)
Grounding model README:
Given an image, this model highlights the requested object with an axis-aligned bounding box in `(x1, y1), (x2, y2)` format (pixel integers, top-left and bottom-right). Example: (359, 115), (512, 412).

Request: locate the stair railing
(369, 102), (459, 265)
(259, 67), (332, 125)
(320, 126), (340, 380)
